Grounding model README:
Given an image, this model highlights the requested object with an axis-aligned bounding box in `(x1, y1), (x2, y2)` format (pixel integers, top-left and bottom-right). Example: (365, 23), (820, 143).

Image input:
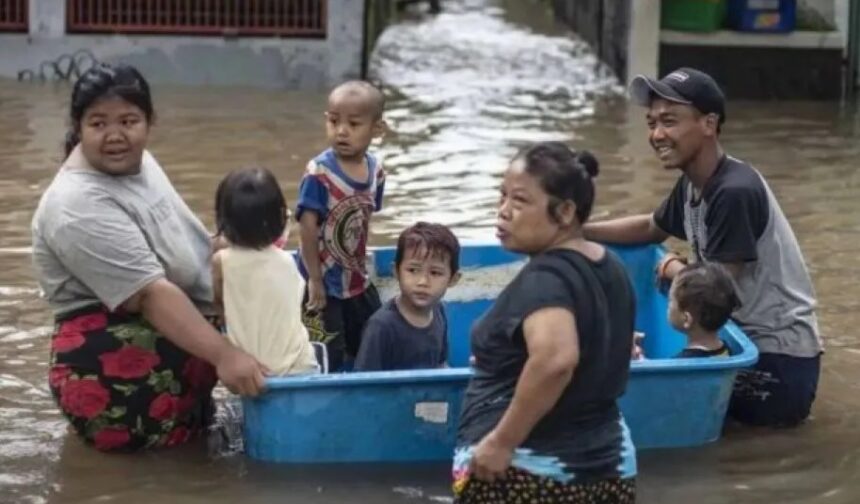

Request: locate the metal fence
(0, 0), (27, 32)
(66, 0), (326, 37)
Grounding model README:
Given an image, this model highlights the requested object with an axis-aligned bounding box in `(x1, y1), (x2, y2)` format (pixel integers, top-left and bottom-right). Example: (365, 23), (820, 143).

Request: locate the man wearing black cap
(584, 67), (823, 428)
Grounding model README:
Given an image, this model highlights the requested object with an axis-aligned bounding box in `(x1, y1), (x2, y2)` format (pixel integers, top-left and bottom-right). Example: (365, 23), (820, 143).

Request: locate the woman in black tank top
(453, 142), (637, 503)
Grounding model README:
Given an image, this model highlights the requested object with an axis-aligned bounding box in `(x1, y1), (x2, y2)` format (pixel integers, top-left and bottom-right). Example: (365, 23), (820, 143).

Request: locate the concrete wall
(549, 0), (633, 82)
(660, 36), (843, 100)
(833, 0), (849, 48)
(658, 1), (845, 100)
(626, 2), (660, 82)
(548, 0), (659, 84)
(552, 0), (846, 99)
(327, 0), (365, 87)
(0, 0), (363, 89)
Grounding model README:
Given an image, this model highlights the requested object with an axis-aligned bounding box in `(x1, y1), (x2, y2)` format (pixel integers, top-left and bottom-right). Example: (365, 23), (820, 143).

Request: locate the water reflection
(370, 0), (620, 238)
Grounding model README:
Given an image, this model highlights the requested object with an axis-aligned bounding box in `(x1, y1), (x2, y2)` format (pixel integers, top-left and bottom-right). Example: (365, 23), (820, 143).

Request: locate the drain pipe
(847, 0), (860, 100)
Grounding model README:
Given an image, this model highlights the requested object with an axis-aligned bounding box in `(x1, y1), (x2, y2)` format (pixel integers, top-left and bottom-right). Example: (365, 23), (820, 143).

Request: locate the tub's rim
(261, 320), (758, 391)
(261, 242), (759, 391)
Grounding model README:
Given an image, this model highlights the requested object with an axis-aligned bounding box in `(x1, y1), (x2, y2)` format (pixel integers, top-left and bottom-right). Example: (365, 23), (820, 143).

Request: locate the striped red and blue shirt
(296, 149), (385, 299)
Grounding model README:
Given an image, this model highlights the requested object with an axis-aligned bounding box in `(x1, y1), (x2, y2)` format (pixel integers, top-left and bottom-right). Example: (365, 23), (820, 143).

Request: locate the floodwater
(2, 0), (860, 502)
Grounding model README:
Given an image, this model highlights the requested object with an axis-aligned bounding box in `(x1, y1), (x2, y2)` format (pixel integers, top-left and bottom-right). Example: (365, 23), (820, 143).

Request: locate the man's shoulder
(707, 156), (768, 201)
(716, 156), (765, 189)
(665, 173), (690, 198)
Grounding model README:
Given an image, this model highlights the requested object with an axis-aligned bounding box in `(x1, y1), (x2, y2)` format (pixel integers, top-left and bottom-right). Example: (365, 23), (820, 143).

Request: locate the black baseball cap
(629, 67), (726, 125)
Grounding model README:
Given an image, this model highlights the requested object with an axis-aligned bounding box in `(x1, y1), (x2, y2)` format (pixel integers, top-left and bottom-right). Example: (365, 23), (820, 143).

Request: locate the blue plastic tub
(243, 243), (758, 463)
(727, 0), (796, 33)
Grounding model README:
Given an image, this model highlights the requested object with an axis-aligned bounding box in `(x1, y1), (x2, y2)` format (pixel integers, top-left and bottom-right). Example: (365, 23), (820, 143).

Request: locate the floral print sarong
(48, 306), (217, 451)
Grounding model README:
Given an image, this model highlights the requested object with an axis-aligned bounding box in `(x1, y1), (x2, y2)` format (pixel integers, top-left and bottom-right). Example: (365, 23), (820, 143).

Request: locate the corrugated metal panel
(0, 0), (28, 32)
(66, 0), (326, 37)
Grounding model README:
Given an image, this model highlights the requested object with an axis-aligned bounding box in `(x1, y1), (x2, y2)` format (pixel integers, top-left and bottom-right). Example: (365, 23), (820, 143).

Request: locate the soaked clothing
(31, 146), (215, 317)
(653, 154), (821, 358)
(354, 298), (448, 371)
(729, 352), (821, 427)
(675, 342), (730, 358)
(454, 467), (635, 504)
(295, 148), (386, 371)
(302, 284), (382, 372)
(653, 154), (822, 426)
(220, 246), (318, 376)
(49, 306), (217, 452)
(456, 248), (637, 487)
(32, 147), (220, 451)
(295, 148), (385, 299)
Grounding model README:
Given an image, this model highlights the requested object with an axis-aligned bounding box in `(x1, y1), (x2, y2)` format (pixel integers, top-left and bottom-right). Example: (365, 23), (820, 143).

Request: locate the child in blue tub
(296, 80), (387, 372)
(211, 167), (319, 376)
(668, 262), (738, 358)
(354, 222), (461, 371)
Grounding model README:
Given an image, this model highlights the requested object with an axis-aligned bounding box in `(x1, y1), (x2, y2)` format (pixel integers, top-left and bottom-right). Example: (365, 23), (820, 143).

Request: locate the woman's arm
(50, 205), (265, 395)
(211, 234), (230, 254)
(123, 278), (266, 396)
(470, 306), (580, 481)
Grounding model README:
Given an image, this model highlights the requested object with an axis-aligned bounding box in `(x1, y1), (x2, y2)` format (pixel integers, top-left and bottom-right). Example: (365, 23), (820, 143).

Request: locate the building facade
(0, 0), (364, 89)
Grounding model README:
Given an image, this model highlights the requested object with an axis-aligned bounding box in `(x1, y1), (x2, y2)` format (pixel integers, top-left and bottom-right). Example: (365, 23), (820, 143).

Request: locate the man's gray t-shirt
(31, 146), (214, 317)
(653, 155), (822, 358)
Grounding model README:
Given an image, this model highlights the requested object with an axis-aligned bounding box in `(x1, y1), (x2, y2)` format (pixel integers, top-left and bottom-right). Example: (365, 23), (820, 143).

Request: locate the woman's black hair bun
(575, 150), (599, 178)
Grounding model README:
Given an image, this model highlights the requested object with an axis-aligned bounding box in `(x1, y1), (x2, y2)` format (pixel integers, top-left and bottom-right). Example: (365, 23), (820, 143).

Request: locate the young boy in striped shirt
(297, 81), (387, 371)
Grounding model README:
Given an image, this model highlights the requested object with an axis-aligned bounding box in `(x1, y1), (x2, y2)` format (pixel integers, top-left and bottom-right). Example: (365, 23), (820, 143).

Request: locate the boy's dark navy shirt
(354, 298), (448, 371)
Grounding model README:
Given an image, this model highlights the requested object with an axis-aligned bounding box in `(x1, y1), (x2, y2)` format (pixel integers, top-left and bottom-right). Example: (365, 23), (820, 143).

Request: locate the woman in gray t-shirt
(31, 64), (265, 451)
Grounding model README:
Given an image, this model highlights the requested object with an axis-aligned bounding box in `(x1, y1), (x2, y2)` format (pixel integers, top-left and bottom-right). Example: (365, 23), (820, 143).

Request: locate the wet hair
(329, 80), (386, 119)
(673, 262), (741, 332)
(513, 141), (599, 224)
(215, 167), (288, 250)
(395, 222), (460, 275)
(65, 63), (154, 157)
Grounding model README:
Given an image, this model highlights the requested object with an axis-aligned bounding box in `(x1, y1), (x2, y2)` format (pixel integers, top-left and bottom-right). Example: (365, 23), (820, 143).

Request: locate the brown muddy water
(2, 1), (860, 502)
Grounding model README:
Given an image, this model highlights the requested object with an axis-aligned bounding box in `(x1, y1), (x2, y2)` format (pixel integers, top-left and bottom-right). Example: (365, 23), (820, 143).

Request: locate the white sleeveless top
(221, 246), (317, 375)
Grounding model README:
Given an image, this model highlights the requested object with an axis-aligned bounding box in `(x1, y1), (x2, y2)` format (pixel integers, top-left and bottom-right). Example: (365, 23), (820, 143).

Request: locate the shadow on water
(2, 0), (860, 502)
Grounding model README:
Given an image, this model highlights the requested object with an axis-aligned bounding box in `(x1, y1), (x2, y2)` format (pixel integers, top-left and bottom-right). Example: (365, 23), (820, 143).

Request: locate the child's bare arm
(211, 250), (225, 325)
(211, 234), (230, 254)
(299, 211), (326, 311)
(374, 160), (386, 212)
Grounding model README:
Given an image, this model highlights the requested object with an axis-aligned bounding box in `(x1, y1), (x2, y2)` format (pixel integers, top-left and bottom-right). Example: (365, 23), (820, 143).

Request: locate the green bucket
(662, 0), (727, 32)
